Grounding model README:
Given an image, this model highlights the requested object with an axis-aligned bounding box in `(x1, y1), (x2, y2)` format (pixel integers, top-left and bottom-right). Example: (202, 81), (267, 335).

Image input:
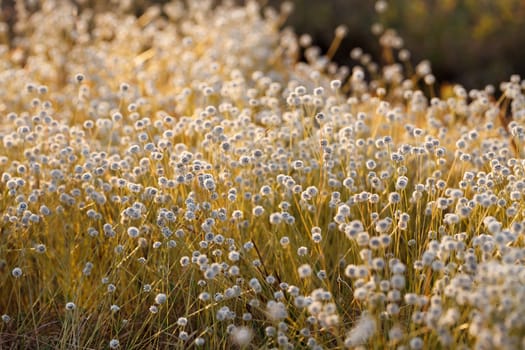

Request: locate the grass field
(1, 1), (525, 349)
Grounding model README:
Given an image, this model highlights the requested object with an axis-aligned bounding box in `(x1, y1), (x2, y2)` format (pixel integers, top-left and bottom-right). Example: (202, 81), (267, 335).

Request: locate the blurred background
(2, 0), (524, 90)
(272, 0), (525, 90)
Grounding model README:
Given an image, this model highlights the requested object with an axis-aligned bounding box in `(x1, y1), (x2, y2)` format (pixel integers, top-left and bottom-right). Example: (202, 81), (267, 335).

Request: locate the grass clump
(1, 1), (525, 349)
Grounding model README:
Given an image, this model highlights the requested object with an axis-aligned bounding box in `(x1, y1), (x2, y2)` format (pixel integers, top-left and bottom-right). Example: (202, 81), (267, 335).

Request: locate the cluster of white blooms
(1, 0), (525, 348)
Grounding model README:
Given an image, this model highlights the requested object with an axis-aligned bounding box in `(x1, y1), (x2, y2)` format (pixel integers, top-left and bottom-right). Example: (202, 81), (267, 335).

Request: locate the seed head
(231, 326), (254, 347)
(11, 267), (22, 278)
(109, 339), (120, 349)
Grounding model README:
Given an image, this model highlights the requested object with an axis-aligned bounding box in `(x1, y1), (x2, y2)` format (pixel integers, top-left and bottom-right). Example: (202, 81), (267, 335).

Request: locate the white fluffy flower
(345, 313), (377, 347)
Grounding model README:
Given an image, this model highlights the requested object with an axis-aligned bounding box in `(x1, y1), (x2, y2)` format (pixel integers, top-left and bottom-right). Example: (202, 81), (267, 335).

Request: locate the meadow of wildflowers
(1, 1), (525, 349)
